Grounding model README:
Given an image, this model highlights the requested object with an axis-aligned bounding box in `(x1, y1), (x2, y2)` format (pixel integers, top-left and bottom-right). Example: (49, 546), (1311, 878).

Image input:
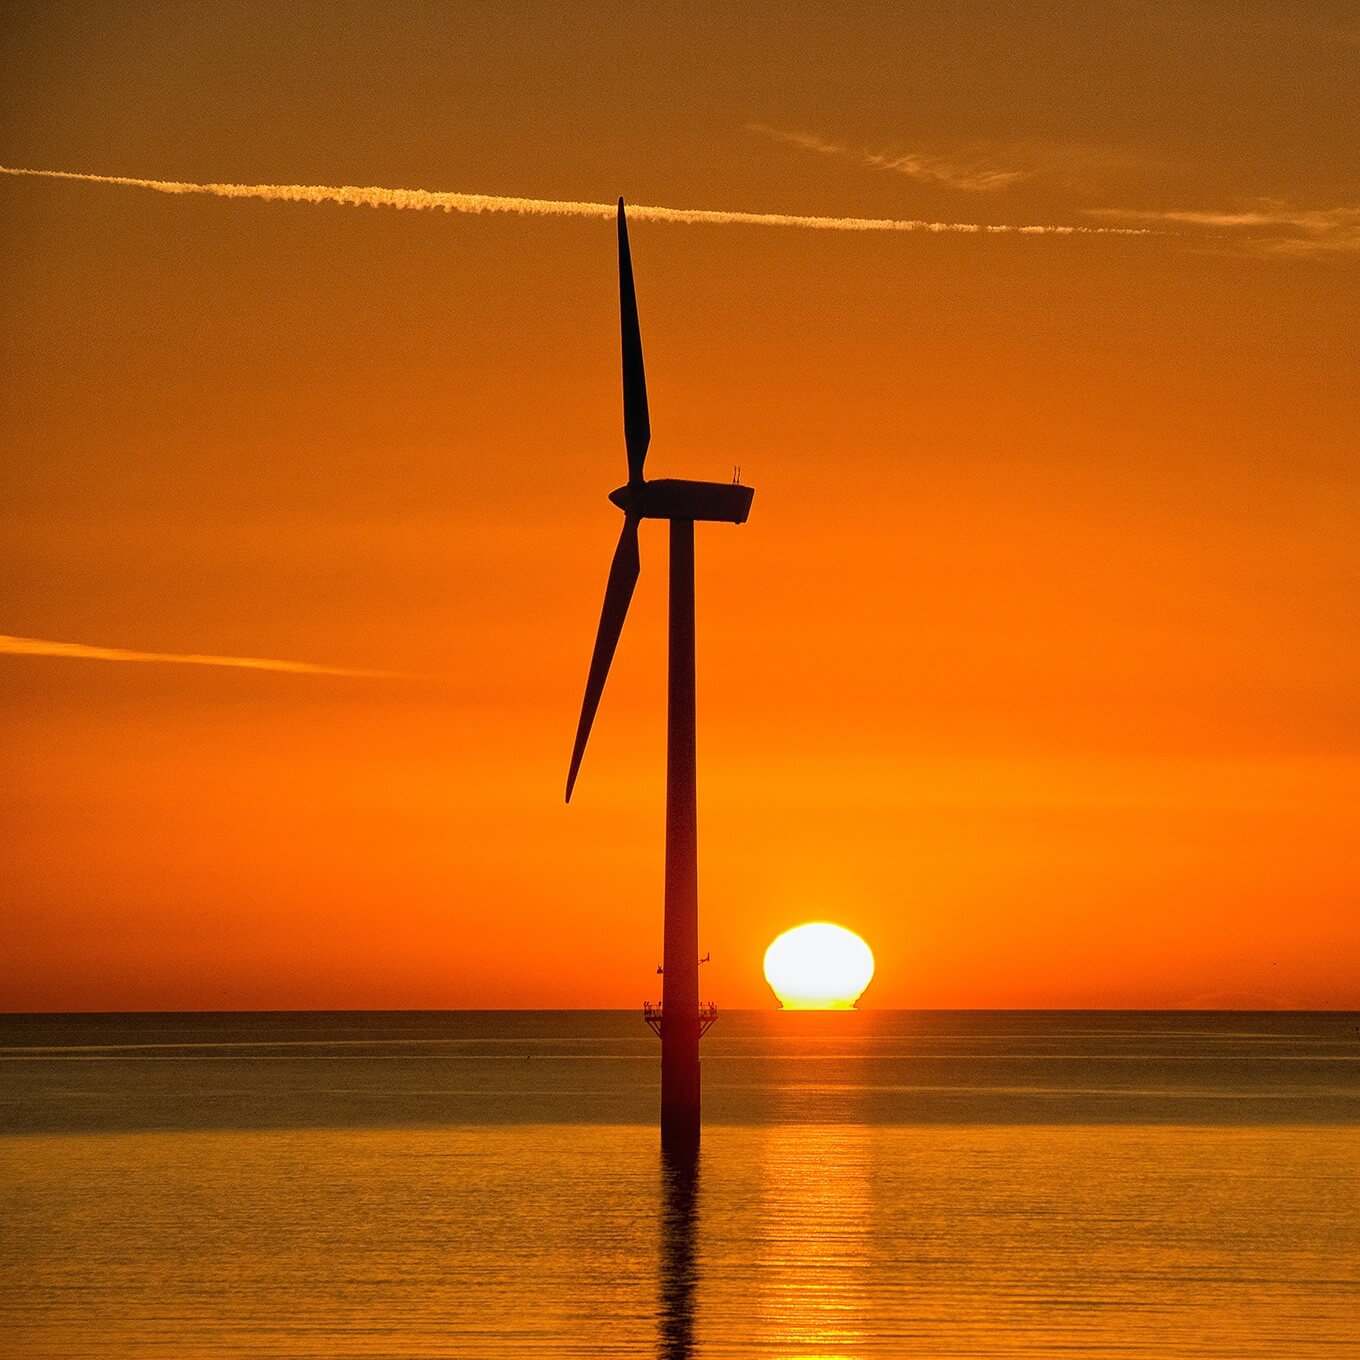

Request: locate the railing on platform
(643, 1001), (718, 1039)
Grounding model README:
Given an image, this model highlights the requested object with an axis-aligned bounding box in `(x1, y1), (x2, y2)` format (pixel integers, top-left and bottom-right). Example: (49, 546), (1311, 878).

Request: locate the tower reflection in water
(658, 1143), (701, 1360)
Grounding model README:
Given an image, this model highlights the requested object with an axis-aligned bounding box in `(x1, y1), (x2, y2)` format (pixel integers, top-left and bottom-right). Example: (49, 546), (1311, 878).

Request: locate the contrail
(0, 634), (394, 677)
(0, 164), (1145, 236)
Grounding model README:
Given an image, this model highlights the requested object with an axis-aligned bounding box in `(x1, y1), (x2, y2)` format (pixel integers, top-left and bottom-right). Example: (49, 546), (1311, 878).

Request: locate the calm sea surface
(1, 1010), (1357, 1358)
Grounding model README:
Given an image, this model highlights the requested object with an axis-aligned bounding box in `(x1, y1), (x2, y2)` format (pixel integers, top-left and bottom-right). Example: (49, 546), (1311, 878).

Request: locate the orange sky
(2, 1), (1357, 1010)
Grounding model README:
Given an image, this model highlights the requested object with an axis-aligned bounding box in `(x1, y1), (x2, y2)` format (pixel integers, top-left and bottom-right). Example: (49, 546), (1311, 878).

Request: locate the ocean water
(1, 1011), (1356, 1358)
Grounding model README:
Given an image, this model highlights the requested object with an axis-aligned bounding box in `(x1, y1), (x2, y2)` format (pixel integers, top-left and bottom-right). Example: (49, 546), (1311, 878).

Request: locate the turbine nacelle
(608, 478), (754, 524)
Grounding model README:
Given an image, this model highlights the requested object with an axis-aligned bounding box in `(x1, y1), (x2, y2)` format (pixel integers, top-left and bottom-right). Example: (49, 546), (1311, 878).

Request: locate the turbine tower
(566, 199), (753, 1150)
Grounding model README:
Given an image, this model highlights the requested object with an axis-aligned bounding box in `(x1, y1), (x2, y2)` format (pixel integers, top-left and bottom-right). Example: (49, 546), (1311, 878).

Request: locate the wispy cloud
(0, 164), (1141, 237)
(749, 127), (1360, 260)
(750, 124), (1029, 192)
(1089, 202), (1360, 255)
(0, 634), (393, 677)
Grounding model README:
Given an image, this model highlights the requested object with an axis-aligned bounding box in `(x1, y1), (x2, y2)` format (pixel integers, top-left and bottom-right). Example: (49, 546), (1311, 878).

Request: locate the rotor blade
(618, 198), (650, 484)
(566, 514), (641, 802)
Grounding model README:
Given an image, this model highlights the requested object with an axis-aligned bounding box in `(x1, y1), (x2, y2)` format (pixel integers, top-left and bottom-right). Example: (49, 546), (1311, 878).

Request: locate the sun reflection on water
(759, 1124), (873, 1359)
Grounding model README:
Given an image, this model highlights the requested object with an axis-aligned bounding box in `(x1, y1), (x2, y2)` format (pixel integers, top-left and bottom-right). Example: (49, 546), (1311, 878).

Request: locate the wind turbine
(566, 199), (753, 1149)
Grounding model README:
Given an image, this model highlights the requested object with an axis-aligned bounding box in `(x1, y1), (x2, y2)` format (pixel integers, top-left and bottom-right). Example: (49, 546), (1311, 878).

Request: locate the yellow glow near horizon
(763, 923), (875, 1010)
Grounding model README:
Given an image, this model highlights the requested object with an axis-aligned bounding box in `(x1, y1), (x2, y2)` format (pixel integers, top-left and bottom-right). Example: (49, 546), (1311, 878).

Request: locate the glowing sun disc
(763, 922), (875, 1010)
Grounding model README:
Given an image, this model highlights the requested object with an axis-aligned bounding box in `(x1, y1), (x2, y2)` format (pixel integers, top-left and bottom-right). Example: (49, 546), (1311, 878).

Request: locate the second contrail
(0, 165), (1144, 237)
(0, 633), (395, 677)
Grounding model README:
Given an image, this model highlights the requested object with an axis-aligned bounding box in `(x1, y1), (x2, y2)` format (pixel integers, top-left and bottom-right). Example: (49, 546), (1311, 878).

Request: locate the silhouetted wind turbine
(566, 199), (753, 1149)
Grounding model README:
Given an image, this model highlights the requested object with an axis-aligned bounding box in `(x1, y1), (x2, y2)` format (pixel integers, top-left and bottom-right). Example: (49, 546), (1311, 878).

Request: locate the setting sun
(763, 923), (875, 1010)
